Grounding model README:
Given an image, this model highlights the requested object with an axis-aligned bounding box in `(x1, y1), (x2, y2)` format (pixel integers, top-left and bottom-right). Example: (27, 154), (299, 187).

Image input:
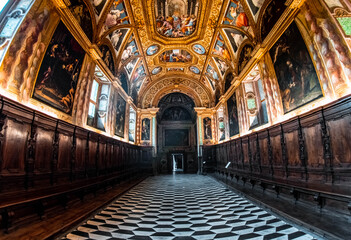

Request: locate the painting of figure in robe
(33, 21), (85, 114)
(115, 94), (126, 137)
(70, 0), (93, 40)
(103, 0), (129, 31)
(203, 117), (212, 140)
(261, 0), (286, 40)
(141, 118), (151, 141)
(269, 22), (323, 113)
(227, 91), (239, 137)
(100, 45), (115, 74)
(223, 0), (249, 29)
(155, 0), (198, 38)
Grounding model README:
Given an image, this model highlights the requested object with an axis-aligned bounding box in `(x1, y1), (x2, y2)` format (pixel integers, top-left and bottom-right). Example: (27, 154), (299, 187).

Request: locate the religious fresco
(141, 118), (151, 141)
(213, 57), (229, 76)
(155, 0), (199, 38)
(131, 63), (146, 88)
(103, 0), (129, 32)
(260, 0), (286, 41)
(147, 45), (160, 56)
(223, 0), (249, 30)
(121, 36), (139, 62)
(269, 22), (323, 113)
(165, 129), (189, 146)
(167, 67), (184, 72)
(206, 64), (219, 81)
(117, 70), (129, 94)
(33, 22), (85, 114)
(225, 72), (234, 92)
(224, 28), (246, 56)
(205, 76), (215, 91)
(129, 107), (136, 142)
(90, 0), (106, 16)
(189, 66), (200, 74)
(125, 57), (139, 77)
(203, 117), (212, 140)
(246, 0), (264, 21)
(192, 44), (206, 55)
(109, 28), (128, 56)
(115, 93), (126, 137)
(212, 33), (231, 61)
(159, 49), (192, 63)
(152, 66), (162, 75)
(69, 0), (93, 40)
(238, 44), (253, 73)
(227, 91), (239, 137)
(161, 107), (192, 121)
(100, 45), (115, 74)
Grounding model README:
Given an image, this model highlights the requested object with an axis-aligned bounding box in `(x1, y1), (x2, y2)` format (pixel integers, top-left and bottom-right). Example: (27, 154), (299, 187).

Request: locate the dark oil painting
(203, 117), (212, 140)
(33, 21), (85, 114)
(165, 129), (189, 146)
(115, 94), (126, 138)
(100, 45), (115, 74)
(141, 118), (151, 141)
(227, 91), (239, 137)
(269, 22), (323, 113)
(69, 0), (93, 40)
(261, 0), (286, 40)
(161, 107), (192, 121)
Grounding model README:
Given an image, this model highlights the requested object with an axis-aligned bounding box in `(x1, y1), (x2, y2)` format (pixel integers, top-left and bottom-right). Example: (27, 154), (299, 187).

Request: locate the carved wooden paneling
(304, 125), (324, 168)
(285, 131), (299, 167)
(328, 118), (351, 168)
(34, 128), (53, 172)
(58, 134), (72, 171)
(2, 119), (28, 173)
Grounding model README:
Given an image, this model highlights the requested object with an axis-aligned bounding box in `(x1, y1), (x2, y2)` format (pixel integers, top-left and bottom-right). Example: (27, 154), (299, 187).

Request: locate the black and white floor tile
(61, 175), (320, 240)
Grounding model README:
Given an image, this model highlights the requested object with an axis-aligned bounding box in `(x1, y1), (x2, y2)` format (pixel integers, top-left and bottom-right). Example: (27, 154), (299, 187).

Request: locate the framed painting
(33, 21), (85, 114)
(269, 22), (323, 113)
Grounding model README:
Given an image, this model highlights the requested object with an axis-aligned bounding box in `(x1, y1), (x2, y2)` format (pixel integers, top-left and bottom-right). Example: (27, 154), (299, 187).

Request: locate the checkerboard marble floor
(61, 174), (321, 240)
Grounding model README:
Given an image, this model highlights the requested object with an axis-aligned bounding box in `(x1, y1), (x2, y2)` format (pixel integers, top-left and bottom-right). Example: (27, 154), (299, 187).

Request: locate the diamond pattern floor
(61, 174), (320, 240)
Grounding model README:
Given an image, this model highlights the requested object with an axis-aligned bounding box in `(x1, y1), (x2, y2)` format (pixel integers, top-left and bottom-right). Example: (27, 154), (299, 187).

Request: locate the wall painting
(269, 22), (323, 113)
(227, 91), (239, 137)
(141, 118), (151, 141)
(33, 21), (85, 114)
(69, 0), (93, 40)
(203, 117), (212, 140)
(115, 93), (126, 137)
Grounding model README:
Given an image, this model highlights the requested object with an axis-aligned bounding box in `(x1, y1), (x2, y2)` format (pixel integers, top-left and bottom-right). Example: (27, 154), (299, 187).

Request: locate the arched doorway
(156, 93), (197, 174)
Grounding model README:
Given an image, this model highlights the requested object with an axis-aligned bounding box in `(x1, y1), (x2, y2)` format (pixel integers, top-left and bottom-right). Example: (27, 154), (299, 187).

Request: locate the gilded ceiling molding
(139, 77), (213, 108)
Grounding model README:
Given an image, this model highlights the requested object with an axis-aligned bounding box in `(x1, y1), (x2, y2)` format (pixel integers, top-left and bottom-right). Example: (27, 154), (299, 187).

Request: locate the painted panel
(33, 21), (85, 114)
(203, 117), (212, 140)
(269, 22), (323, 113)
(155, 0), (198, 38)
(165, 129), (189, 146)
(227, 91), (239, 137)
(141, 118), (151, 141)
(115, 94), (126, 138)
(69, 0), (93, 40)
(159, 49), (192, 63)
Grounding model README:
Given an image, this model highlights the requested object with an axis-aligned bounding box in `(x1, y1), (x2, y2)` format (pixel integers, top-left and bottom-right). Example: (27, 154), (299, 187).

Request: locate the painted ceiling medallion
(192, 44), (206, 55)
(147, 45), (160, 56)
(189, 66), (200, 74)
(155, 0), (199, 38)
(152, 66), (162, 75)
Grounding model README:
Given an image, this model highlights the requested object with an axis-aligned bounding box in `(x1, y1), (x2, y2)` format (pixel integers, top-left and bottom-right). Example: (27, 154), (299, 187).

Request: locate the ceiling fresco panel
(155, 0), (199, 38)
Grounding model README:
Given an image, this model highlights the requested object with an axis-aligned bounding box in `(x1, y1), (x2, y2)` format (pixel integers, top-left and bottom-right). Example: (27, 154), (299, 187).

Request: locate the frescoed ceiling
(58, 0), (293, 108)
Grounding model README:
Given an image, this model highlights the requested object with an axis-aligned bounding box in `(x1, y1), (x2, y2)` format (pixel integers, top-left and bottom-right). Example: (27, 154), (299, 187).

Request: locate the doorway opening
(172, 154), (184, 172)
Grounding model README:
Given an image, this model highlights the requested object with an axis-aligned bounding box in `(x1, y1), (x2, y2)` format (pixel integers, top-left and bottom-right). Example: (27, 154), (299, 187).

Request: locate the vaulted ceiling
(68, 0), (287, 108)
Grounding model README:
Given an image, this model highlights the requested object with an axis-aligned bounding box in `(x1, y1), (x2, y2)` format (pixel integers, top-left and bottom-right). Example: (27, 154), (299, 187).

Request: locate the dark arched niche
(156, 93), (197, 174)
